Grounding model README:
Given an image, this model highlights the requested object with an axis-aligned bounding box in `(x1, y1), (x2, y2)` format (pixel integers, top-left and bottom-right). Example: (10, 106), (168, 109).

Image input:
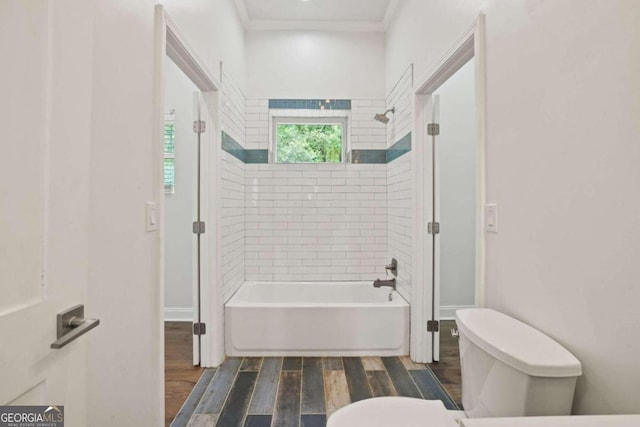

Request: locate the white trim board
(248, 19), (384, 32)
(164, 308), (194, 322)
(440, 305), (475, 320)
(164, 12), (220, 91)
(231, 0), (388, 33)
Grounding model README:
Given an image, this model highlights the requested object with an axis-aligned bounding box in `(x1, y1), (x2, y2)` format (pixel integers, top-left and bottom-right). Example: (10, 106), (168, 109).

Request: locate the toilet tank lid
(456, 309), (582, 377)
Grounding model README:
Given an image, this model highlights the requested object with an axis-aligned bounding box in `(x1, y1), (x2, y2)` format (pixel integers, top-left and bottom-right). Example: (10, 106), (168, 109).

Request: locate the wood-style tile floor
(432, 320), (462, 406)
(165, 322), (203, 427)
(166, 320), (463, 427)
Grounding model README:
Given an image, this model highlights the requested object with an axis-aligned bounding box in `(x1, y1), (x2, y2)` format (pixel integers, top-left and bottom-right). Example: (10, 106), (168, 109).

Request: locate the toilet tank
(456, 309), (582, 418)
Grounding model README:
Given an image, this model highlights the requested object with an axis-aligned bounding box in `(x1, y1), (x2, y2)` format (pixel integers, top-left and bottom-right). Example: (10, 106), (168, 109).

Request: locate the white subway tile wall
(219, 91), (416, 292)
(245, 163), (388, 281)
(387, 154), (412, 297)
(244, 99), (269, 150)
(242, 98), (390, 281)
(387, 66), (413, 149)
(221, 72), (246, 145)
(350, 100), (388, 150)
(221, 72), (246, 301)
(386, 66), (414, 298)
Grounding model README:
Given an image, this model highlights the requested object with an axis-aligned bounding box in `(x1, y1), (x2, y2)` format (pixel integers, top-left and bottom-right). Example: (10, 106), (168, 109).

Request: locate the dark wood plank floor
(166, 320), (463, 427)
(165, 322), (203, 427)
(433, 319), (462, 406)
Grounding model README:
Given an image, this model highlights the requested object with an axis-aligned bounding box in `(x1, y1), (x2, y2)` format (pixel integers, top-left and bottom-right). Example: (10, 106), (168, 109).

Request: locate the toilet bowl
(328, 308), (587, 427)
(326, 399), (640, 427)
(327, 397), (458, 427)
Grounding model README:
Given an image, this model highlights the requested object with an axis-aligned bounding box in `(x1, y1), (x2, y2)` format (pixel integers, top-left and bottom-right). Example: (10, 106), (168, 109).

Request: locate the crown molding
(237, 0), (389, 33)
(233, 0), (250, 29)
(248, 19), (384, 33)
(382, 0), (399, 29)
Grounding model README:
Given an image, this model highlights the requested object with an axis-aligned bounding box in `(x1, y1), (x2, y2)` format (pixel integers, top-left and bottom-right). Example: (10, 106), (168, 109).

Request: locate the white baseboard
(440, 305), (475, 320)
(164, 307), (193, 322)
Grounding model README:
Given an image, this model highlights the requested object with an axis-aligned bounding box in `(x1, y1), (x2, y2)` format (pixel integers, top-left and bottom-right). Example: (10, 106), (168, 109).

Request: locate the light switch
(146, 202), (158, 232)
(485, 203), (498, 233)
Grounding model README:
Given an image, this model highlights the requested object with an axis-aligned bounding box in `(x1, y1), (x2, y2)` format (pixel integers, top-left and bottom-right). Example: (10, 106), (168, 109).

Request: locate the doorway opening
(412, 15), (487, 379)
(154, 6), (224, 425)
(163, 55), (204, 425)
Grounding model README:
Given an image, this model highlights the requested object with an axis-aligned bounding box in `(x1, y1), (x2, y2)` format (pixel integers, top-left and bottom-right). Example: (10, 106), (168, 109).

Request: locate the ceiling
(236, 0), (397, 31)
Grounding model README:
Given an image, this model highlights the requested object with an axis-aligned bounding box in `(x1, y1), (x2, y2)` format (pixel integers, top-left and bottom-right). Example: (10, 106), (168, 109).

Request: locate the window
(273, 117), (346, 163)
(164, 115), (175, 194)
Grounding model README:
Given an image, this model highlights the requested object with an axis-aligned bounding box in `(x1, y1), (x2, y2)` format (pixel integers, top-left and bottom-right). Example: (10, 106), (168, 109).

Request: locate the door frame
(411, 14), (487, 363)
(153, 6), (224, 370)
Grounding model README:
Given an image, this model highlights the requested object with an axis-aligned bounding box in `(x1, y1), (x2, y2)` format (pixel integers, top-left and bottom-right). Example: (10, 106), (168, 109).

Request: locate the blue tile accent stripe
(222, 131), (269, 164)
(351, 150), (387, 164)
(245, 149), (269, 164)
(386, 132), (412, 163)
(222, 131), (411, 164)
(350, 132), (412, 164)
(268, 99), (351, 110)
(221, 131), (246, 162)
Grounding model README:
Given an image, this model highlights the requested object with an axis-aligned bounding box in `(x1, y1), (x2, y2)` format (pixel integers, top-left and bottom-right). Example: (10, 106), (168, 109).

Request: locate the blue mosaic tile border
(222, 131), (410, 164)
(351, 132), (412, 164)
(268, 99), (351, 110)
(351, 150), (387, 164)
(221, 131), (246, 162)
(245, 149), (269, 164)
(222, 131), (269, 164)
(386, 132), (412, 163)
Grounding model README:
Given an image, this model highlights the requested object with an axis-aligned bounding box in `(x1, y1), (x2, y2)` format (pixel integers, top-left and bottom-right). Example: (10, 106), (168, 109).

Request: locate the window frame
(271, 116), (348, 164)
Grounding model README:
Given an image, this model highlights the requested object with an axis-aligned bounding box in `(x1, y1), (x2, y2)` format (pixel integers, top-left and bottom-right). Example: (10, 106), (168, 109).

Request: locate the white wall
(87, 0), (163, 424)
(246, 31), (385, 99)
(385, 0), (484, 94)
(386, 0), (640, 415)
(161, 0), (246, 89)
(84, 0), (246, 424)
(163, 58), (198, 319)
(434, 58), (477, 314)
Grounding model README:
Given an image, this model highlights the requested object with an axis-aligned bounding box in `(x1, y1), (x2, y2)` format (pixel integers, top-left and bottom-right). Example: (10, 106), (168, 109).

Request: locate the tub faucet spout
(373, 278), (396, 290)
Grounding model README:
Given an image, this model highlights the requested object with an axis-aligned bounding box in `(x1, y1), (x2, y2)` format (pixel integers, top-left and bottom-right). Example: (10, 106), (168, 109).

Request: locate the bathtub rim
(225, 280), (410, 308)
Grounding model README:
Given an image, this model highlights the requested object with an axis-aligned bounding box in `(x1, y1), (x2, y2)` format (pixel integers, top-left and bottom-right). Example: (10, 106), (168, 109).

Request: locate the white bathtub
(225, 281), (410, 357)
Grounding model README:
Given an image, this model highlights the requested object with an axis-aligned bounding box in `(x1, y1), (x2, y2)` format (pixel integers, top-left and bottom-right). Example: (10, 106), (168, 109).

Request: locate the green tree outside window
(276, 123), (342, 163)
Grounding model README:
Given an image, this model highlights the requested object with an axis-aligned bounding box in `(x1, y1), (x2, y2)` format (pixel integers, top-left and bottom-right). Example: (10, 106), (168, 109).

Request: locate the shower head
(373, 107), (396, 124)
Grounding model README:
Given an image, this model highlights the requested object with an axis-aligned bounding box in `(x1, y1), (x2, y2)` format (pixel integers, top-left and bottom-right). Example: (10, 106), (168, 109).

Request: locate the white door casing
(0, 1), (95, 424)
(432, 94), (442, 362)
(197, 89), (224, 367)
(193, 91), (205, 365)
(156, 6), (224, 367)
(412, 15), (487, 363)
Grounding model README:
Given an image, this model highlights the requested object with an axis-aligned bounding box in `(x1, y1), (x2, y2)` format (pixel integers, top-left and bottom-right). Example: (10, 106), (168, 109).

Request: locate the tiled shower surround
(386, 66), (414, 297)
(220, 70), (415, 299)
(245, 163), (387, 282)
(243, 98), (391, 282)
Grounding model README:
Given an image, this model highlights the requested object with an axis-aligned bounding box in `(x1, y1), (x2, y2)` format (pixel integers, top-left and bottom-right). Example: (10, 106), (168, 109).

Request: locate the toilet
(327, 309), (640, 427)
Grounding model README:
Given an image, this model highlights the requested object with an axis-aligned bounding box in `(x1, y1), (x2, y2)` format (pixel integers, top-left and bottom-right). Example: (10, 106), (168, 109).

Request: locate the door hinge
(427, 123), (440, 136)
(193, 323), (206, 335)
(193, 120), (206, 134)
(427, 320), (440, 332)
(192, 221), (206, 235)
(427, 222), (440, 234)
